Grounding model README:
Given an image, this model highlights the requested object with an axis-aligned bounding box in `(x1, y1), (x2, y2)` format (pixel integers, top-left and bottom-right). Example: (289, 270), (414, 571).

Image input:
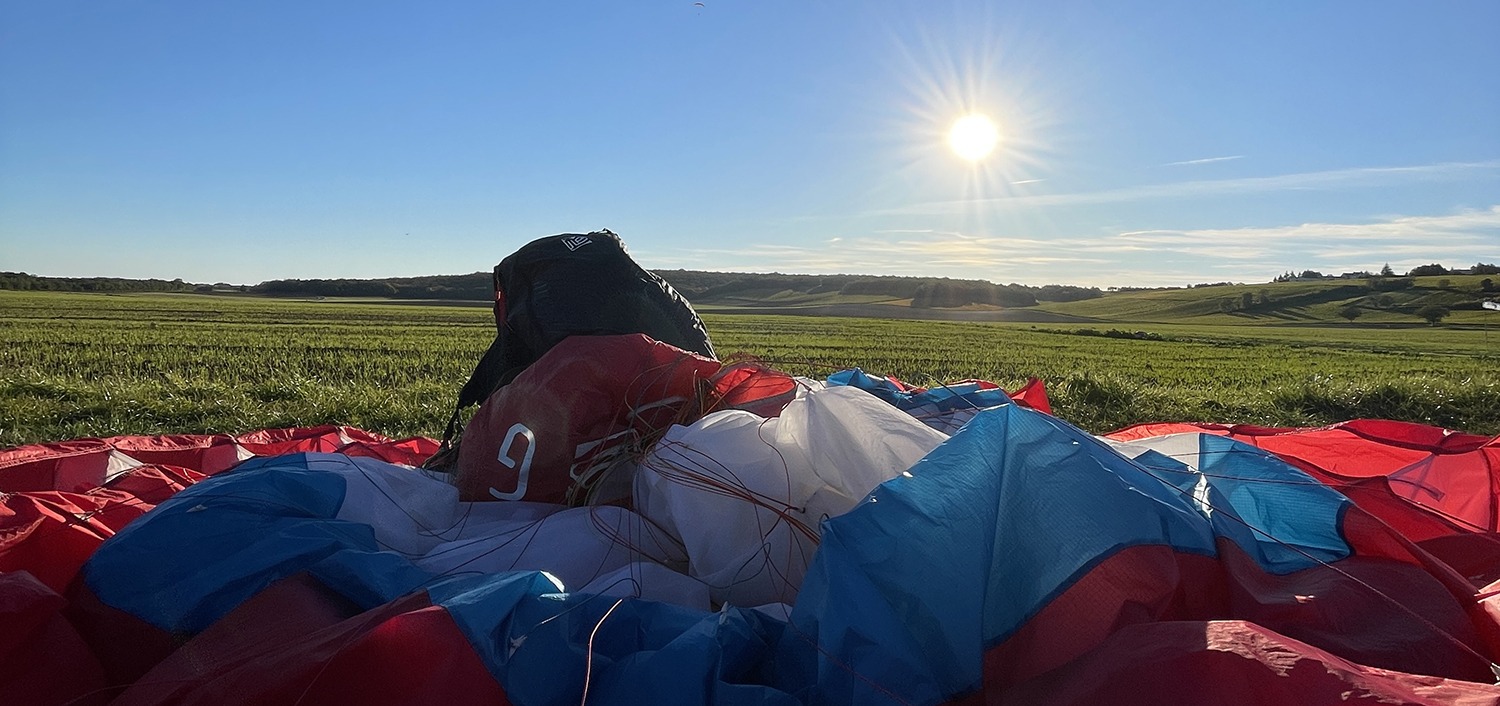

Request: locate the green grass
(2, 290), (1497, 448)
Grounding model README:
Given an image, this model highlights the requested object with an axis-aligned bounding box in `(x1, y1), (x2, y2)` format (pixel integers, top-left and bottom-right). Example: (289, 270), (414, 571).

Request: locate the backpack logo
(561, 235), (592, 251)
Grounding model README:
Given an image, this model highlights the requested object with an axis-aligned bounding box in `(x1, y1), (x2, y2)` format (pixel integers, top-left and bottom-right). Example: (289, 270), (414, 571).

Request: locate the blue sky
(2, 1), (1496, 288)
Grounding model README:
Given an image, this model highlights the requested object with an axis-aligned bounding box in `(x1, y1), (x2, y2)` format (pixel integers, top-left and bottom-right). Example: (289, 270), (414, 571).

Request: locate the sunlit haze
(1, 2), (1496, 288)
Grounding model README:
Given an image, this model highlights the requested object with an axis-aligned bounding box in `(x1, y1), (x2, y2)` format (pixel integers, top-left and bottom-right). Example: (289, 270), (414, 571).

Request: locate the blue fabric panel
(83, 453), (432, 633)
(308, 548), (437, 609)
(1194, 434), (1352, 572)
(791, 404), (1222, 704)
(828, 367), (1012, 412)
(1125, 438), (1352, 573)
(432, 575), (804, 705)
(900, 382), (1012, 413)
(825, 368), (904, 404)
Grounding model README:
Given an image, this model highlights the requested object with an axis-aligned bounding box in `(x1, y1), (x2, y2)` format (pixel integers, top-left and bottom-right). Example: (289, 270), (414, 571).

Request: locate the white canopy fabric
(634, 385), (948, 607)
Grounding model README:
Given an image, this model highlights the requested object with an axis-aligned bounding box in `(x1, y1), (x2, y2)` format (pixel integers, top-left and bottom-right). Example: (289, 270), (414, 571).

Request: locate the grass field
(2, 290), (1497, 448)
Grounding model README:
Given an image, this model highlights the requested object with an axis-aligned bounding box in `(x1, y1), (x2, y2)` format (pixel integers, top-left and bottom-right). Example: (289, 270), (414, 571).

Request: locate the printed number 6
(488, 423), (535, 500)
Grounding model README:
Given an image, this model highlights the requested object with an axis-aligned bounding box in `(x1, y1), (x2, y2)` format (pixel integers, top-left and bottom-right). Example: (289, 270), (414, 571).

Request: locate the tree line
(0, 272), (197, 293)
(1273, 262), (1500, 282)
(249, 271), (1107, 308)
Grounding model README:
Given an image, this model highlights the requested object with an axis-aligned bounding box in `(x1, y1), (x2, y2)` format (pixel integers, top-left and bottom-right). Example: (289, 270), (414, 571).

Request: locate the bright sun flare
(948, 114), (1000, 162)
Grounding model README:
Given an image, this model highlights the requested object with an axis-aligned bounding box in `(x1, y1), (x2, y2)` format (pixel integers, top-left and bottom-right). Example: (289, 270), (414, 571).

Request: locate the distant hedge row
(2, 269), (1107, 307)
(0, 272), (196, 293)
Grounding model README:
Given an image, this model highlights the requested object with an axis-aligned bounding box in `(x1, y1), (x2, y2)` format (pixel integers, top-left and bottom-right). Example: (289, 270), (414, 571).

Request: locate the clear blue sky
(2, 1), (1496, 287)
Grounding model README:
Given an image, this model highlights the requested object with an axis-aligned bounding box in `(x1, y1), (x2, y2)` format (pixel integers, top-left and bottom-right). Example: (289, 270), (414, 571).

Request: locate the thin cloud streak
(1164, 155), (1244, 166)
(874, 161), (1500, 216)
(1114, 206), (1500, 246)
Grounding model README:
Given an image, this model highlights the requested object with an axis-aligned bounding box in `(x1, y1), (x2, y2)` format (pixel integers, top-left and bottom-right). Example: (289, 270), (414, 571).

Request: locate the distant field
(1040, 274), (1498, 325)
(2, 291), (1496, 447)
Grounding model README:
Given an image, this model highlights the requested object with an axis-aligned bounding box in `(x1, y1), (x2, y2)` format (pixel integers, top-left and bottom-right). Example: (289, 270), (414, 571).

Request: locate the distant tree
(1416, 305), (1450, 326)
(1482, 278), (1496, 292)
(1240, 292), (1255, 310)
(1258, 289), (1272, 305)
(1376, 294), (1394, 308)
(1338, 305), (1362, 323)
(1380, 263), (1395, 277)
(1407, 263), (1449, 277)
(1218, 299), (1234, 313)
(1472, 262), (1500, 275)
(1437, 278), (1451, 289)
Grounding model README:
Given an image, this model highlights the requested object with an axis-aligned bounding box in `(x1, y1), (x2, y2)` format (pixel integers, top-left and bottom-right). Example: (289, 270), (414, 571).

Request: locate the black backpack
(432, 230), (716, 461)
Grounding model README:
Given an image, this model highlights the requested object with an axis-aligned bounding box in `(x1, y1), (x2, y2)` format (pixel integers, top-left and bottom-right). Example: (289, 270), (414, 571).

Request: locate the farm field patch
(2, 291), (1495, 446)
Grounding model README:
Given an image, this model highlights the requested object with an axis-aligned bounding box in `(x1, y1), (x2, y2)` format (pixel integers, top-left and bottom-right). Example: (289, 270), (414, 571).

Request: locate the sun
(948, 114), (1000, 162)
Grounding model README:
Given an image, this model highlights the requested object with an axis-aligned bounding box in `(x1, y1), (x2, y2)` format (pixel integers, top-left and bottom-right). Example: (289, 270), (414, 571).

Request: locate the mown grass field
(2, 290), (1497, 448)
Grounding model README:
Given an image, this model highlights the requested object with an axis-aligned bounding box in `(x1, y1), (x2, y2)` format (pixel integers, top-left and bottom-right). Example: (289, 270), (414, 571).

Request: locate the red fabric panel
(984, 620), (1500, 706)
(378, 436), (441, 463)
(65, 579), (182, 689)
(1422, 535), (1500, 589)
(1106, 420), (1493, 453)
(234, 425), (352, 456)
(711, 362), (798, 417)
(1105, 421), (1242, 441)
(1, 492), (117, 592)
(0, 571), (109, 706)
(1273, 442), (1498, 531)
(114, 585), (508, 706)
(0, 466), (200, 593)
(1105, 422), (1500, 542)
(110, 573), (365, 706)
(89, 466), (205, 530)
(0, 440), (116, 493)
(456, 334), (720, 503)
(1222, 538), (1490, 681)
(1007, 377), (1052, 415)
(101, 435), (244, 475)
(971, 536), (1494, 703)
(1304, 473), (1476, 544)
(978, 545), (1227, 690)
(336, 438), (438, 467)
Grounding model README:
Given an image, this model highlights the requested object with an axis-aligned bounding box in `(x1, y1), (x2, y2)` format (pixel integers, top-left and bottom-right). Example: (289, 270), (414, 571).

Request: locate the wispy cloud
(1163, 155), (1244, 167)
(1090, 207), (1500, 273)
(646, 205), (1500, 287)
(874, 160), (1500, 216)
(1114, 206), (1500, 246)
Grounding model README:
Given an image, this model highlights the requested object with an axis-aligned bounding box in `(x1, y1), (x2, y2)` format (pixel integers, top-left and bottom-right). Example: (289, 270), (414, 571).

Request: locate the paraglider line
(580, 597), (626, 705)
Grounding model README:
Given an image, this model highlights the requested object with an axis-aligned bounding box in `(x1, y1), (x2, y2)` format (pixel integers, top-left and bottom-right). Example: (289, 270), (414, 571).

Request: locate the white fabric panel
(577, 561), (712, 611)
(326, 457), (690, 602)
(1105, 432), (1208, 470)
(102, 450), (145, 485)
(635, 385), (947, 608)
(411, 505), (687, 592)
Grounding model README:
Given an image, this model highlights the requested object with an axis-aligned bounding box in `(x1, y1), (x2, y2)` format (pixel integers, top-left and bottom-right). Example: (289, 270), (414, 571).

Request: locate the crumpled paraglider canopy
(5, 345), (1500, 705)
